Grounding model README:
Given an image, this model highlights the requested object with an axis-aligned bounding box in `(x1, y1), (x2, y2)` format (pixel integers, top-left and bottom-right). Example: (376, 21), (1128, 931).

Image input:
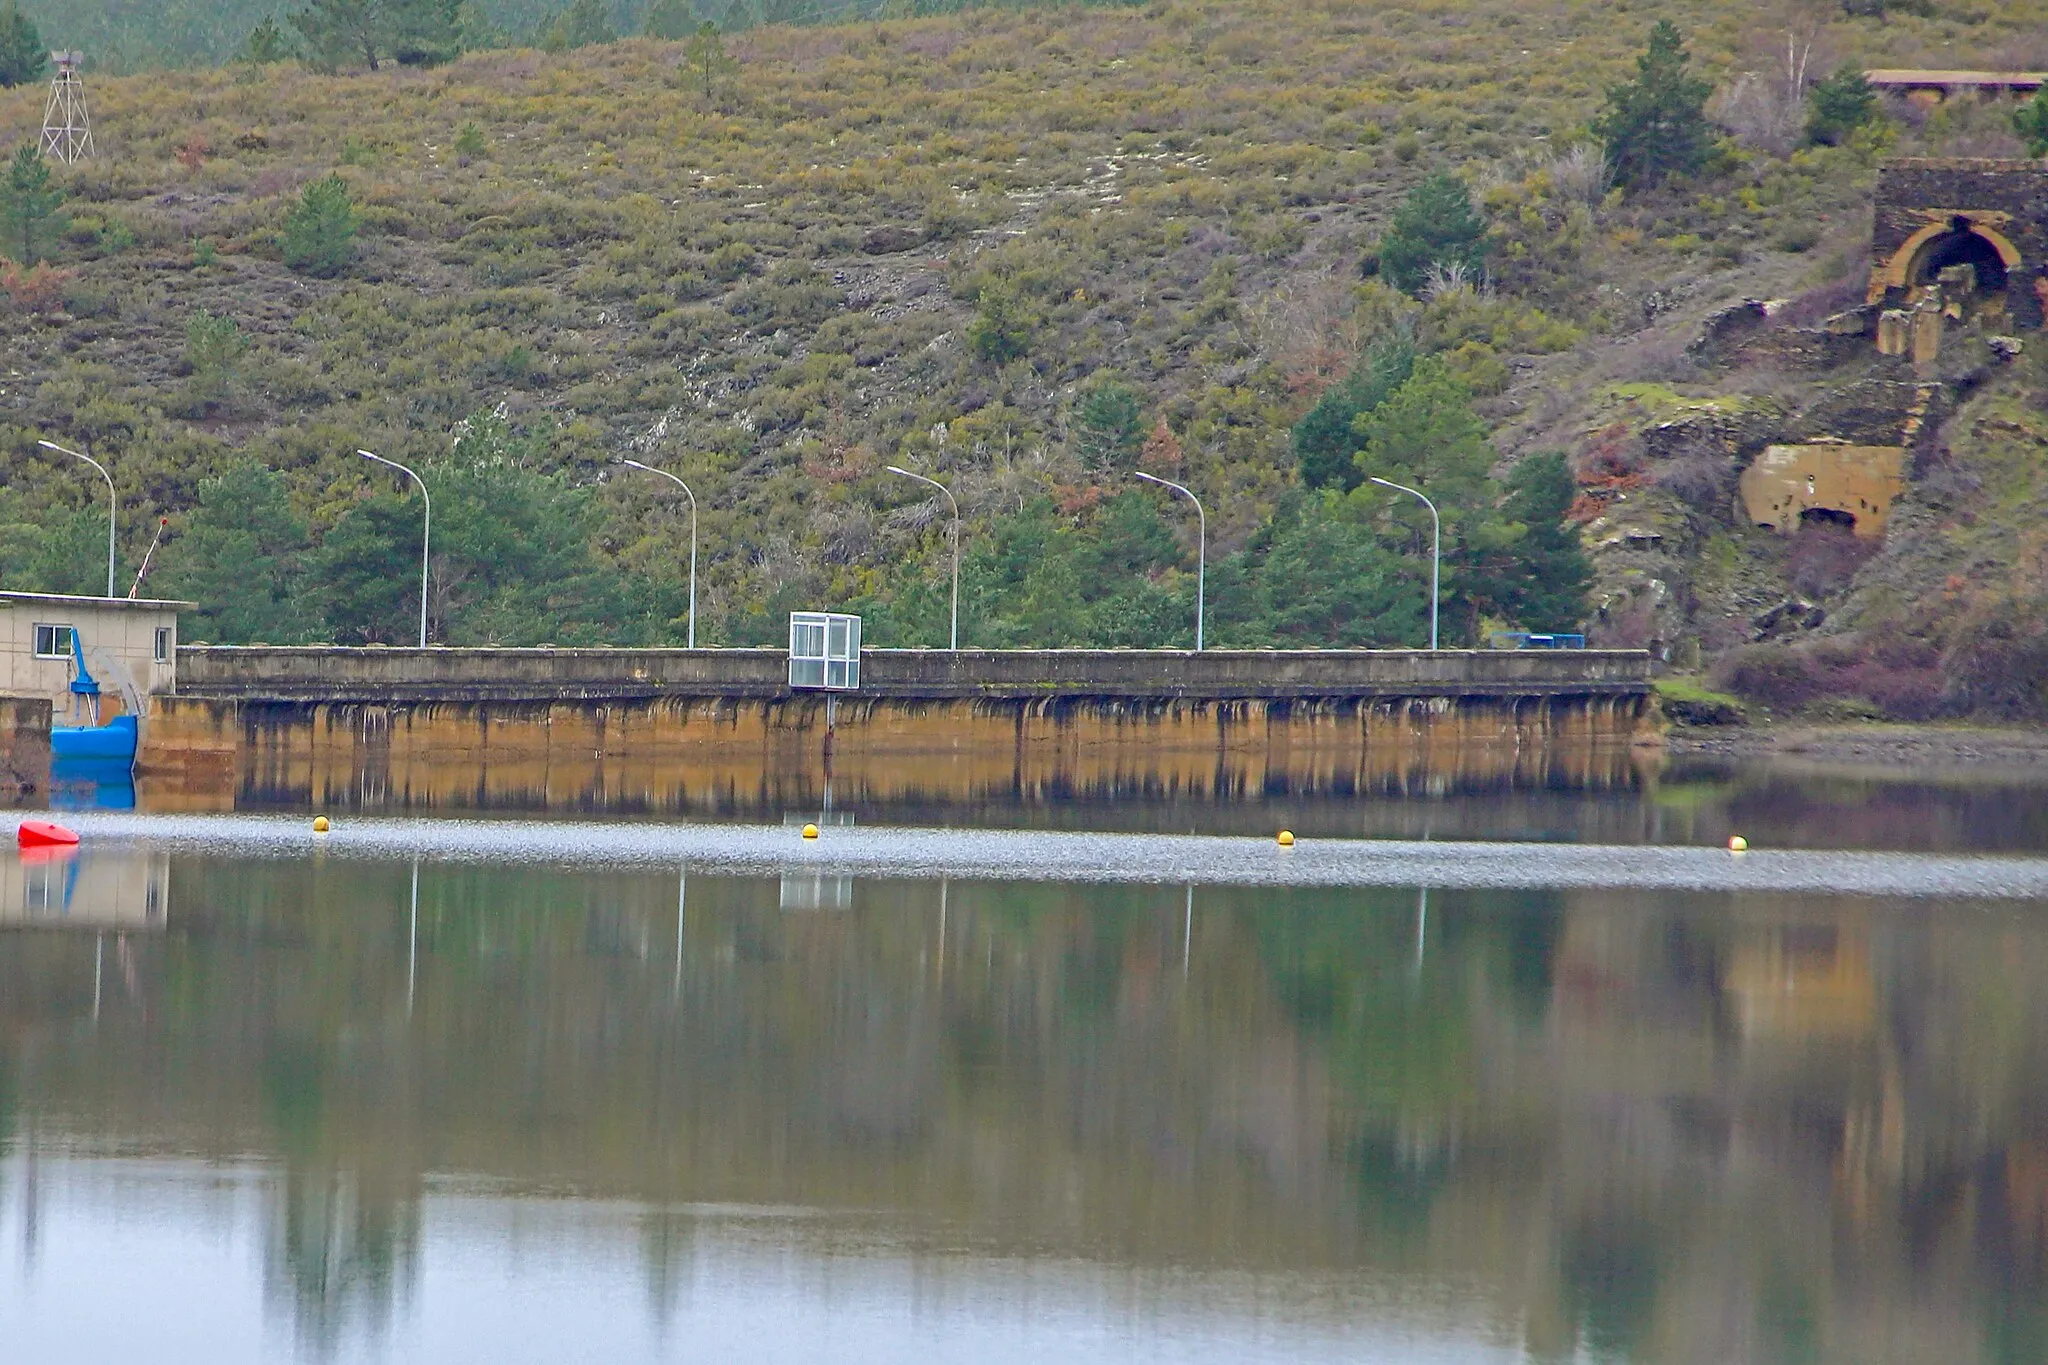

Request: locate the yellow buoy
(1277, 829), (1295, 847)
(1727, 834), (1748, 852)
(802, 823), (819, 840)
(312, 816), (330, 834)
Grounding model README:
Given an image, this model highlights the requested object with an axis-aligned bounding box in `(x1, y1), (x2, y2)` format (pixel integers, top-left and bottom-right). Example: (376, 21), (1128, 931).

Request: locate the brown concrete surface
(0, 696), (50, 800)
(1738, 444), (1908, 538)
(138, 691), (1649, 813)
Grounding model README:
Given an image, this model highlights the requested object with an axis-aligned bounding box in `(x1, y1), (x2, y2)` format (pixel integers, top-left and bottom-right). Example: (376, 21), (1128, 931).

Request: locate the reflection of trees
(6, 860), (2048, 1360)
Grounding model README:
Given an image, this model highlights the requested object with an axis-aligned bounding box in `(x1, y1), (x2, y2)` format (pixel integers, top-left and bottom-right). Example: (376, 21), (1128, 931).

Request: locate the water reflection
(0, 853), (2045, 1362)
(106, 753), (2048, 853)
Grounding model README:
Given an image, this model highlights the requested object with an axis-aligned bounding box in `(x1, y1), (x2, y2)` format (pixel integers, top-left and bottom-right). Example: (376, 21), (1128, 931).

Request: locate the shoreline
(1663, 722), (2048, 767)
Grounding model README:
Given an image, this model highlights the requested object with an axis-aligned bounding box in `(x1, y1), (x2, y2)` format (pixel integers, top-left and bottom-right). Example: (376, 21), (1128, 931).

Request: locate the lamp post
(37, 439), (115, 598)
(358, 449), (432, 648)
(1369, 475), (1439, 650)
(1135, 470), (1204, 651)
(620, 458), (698, 649)
(885, 465), (959, 651)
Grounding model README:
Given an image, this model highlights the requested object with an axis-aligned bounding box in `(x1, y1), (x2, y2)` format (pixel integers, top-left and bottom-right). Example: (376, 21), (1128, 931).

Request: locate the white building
(0, 592), (189, 723)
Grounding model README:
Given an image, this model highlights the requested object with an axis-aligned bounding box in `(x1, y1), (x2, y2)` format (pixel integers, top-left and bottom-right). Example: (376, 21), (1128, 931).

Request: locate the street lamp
(1135, 470), (1205, 651)
(37, 439), (115, 598)
(885, 465), (959, 651)
(1369, 475), (1439, 650)
(358, 449), (432, 648)
(620, 458), (699, 649)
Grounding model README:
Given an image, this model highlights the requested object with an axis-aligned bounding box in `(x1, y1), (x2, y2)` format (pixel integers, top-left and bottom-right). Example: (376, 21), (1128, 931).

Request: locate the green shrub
(281, 173), (359, 277)
(967, 282), (1033, 365)
(1378, 171), (1491, 295)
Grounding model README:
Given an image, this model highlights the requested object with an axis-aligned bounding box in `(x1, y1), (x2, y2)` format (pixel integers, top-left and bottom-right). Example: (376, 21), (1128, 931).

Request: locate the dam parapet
(144, 647), (1655, 815)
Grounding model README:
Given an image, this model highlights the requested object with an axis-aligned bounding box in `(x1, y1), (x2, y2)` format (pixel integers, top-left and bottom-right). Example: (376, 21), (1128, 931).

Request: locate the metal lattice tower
(41, 51), (94, 165)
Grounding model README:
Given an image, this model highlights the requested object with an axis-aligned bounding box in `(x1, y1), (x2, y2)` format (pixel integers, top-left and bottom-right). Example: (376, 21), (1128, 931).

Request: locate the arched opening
(1912, 216), (2010, 292)
(1799, 506), (1857, 531)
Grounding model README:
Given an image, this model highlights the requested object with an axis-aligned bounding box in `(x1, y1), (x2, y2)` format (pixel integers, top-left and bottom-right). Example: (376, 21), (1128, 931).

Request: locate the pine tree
(2, 144), (63, 265)
(0, 0), (45, 89)
(1807, 62), (1877, 146)
(1473, 452), (1592, 631)
(1293, 334), (1414, 492)
(644, 0), (696, 38)
(1593, 21), (1714, 190)
(391, 0), (463, 66)
(292, 0), (389, 70)
(243, 16), (294, 64)
(546, 0), (617, 50)
(1377, 172), (1490, 296)
(681, 20), (738, 104)
(281, 174), (360, 277)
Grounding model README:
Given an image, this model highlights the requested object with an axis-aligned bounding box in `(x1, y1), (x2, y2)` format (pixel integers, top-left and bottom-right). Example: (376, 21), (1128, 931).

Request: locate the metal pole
(886, 466), (960, 651)
(1369, 476), (1440, 650)
(38, 439), (116, 597)
(359, 450), (432, 648)
(1135, 471), (1204, 650)
(621, 459), (700, 649)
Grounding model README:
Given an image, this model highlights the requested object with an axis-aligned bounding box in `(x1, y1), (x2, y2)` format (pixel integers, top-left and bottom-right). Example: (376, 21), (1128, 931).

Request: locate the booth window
(154, 626), (172, 663)
(788, 612), (861, 691)
(33, 624), (74, 659)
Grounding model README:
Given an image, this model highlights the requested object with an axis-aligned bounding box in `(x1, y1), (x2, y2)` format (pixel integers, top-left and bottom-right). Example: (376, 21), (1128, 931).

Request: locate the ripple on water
(29, 813), (2048, 899)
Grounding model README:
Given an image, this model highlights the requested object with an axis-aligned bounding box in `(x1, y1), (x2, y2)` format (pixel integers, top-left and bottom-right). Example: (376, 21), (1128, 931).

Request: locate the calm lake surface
(6, 764), (2048, 1363)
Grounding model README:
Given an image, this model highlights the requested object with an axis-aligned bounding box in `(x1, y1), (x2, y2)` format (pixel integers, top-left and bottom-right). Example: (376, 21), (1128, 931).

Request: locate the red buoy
(18, 819), (79, 850)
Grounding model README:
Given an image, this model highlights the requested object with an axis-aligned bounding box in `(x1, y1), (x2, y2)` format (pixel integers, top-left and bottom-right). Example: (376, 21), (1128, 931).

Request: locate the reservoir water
(5, 761), (2048, 1362)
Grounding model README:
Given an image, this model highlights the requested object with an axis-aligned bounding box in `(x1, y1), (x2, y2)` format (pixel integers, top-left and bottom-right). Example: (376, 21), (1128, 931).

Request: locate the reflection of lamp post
(38, 439), (115, 597)
(1135, 471), (1205, 651)
(885, 466), (959, 651)
(358, 450), (431, 648)
(620, 459), (698, 649)
(1369, 476), (1440, 651)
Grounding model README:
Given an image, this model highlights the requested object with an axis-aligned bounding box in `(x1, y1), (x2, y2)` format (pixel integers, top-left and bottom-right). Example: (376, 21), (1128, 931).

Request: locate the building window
(33, 624), (74, 659)
(153, 626), (171, 664)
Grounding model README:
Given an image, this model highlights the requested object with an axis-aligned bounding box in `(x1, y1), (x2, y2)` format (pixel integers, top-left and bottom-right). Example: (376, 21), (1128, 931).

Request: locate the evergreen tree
(243, 16), (294, 63)
(1255, 501), (1425, 647)
(2015, 86), (2048, 158)
(644, 0), (696, 38)
(1377, 172), (1490, 296)
(1465, 452), (1592, 632)
(1345, 358), (1510, 644)
(292, 0), (388, 70)
(158, 464), (316, 644)
(545, 0), (617, 50)
(281, 174), (359, 277)
(1807, 62), (1877, 146)
(312, 494), (424, 642)
(0, 0), (44, 88)
(1293, 334), (1414, 491)
(680, 19), (737, 103)
(392, 0), (463, 66)
(1, 144), (63, 266)
(1074, 378), (1145, 475)
(1592, 21), (1714, 190)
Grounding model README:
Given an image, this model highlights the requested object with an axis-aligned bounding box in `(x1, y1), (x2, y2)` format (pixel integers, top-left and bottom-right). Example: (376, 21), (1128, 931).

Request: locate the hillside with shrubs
(0, 0), (2046, 718)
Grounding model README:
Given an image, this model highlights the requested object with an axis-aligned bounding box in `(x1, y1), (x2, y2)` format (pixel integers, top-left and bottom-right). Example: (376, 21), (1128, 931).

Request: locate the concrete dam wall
(142, 648), (1655, 814)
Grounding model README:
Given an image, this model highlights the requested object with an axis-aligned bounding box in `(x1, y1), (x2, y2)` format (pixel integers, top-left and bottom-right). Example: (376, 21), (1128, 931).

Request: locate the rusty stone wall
(137, 691), (1651, 814)
(1869, 159), (2048, 329)
(0, 696), (50, 802)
